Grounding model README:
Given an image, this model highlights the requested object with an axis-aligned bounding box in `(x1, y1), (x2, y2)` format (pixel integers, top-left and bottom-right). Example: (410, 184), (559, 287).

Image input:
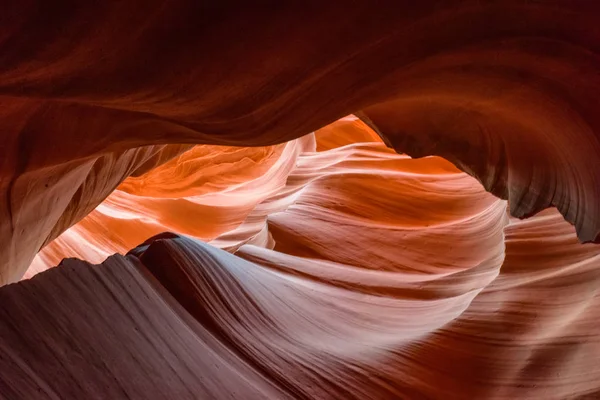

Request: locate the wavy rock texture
(26, 136), (314, 277)
(3, 2), (600, 399)
(5, 214), (600, 399)
(13, 116), (600, 399)
(3, 2), (600, 285)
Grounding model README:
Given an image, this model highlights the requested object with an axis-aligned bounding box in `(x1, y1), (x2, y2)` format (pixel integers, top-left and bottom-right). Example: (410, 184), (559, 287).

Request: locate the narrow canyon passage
(1, 117), (597, 399)
(2, 2), (600, 399)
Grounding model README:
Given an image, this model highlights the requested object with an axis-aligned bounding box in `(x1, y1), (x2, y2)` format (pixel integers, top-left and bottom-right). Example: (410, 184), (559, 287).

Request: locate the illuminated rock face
(11, 117), (600, 399)
(29, 118), (500, 276)
(3, 2), (600, 399)
(27, 138), (313, 276)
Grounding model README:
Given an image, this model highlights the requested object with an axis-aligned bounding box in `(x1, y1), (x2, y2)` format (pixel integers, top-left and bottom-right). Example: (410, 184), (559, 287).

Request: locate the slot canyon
(2, 2), (600, 399)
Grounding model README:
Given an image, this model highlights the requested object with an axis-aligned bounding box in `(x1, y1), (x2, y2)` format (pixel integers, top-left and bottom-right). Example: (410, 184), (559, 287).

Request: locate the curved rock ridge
(13, 112), (600, 398)
(28, 116), (493, 277)
(314, 115), (384, 152)
(4, 4), (600, 398)
(0, 240), (288, 400)
(3, 2), (600, 287)
(27, 136), (314, 278)
(2, 142), (192, 284)
(4, 221), (600, 399)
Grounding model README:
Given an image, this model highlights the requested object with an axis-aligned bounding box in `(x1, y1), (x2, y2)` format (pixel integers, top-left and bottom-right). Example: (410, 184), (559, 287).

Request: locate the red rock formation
(2, 2), (600, 399)
(5, 210), (600, 399)
(14, 113), (599, 398)
(27, 136), (314, 276)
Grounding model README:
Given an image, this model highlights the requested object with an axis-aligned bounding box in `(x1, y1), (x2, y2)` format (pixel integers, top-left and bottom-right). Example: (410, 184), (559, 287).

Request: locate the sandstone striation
(2, 2), (600, 399)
